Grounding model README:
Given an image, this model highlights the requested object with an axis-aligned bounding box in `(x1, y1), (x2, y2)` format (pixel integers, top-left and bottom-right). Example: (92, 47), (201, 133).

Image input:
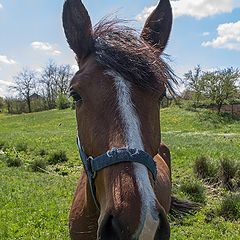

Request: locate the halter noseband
(77, 137), (157, 210)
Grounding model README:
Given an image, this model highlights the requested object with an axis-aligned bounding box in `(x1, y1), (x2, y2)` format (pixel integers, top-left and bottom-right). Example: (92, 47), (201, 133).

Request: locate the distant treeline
(0, 64), (239, 115)
(0, 60), (75, 114)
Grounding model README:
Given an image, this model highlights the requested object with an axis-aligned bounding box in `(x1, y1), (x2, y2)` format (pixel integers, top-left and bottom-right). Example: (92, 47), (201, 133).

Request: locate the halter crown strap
(76, 137), (157, 210)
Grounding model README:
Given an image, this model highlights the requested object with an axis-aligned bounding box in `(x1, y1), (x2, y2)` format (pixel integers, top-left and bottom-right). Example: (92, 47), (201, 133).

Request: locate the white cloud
(136, 5), (156, 22)
(31, 41), (61, 56)
(0, 80), (16, 97)
(136, 0), (239, 21)
(0, 3), (3, 9)
(202, 21), (240, 51)
(0, 55), (16, 65)
(202, 32), (210, 36)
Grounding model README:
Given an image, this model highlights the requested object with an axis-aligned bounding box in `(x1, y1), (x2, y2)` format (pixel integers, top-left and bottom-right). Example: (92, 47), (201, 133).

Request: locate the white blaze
(106, 71), (159, 239)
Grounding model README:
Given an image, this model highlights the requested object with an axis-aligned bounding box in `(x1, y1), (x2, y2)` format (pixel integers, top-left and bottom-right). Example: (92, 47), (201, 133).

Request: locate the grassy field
(0, 107), (239, 239)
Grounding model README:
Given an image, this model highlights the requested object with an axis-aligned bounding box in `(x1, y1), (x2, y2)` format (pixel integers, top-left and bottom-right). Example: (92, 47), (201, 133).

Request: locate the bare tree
(11, 68), (37, 113)
(40, 60), (73, 109)
(40, 60), (58, 109)
(55, 64), (73, 95)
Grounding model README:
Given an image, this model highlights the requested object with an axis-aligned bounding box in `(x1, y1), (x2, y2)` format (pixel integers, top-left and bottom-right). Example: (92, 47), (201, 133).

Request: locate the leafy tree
(202, 68), (239, 113)
(184, 65), (204, 107)
(0, 97), (5, 111)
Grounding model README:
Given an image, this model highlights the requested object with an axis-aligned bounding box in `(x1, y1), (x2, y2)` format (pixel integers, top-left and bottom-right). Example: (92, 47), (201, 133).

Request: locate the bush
(218, 194), (240, 220)
(30, 158), (47, 172)
(48, 150), (68, 165)
(15, 143), (28, 152)
(180, 180), (206, 203)
(0, 141), (7, 150)
(219, 158), (238, 187)
(56, 94), (70, 110)
(6, 157), (23, 167)
(38, 148), (48, 157)
(193, 156), (217, 181)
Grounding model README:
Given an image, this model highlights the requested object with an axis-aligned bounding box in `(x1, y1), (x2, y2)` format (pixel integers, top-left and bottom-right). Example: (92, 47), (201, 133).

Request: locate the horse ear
(141, 0), (172, 52)
(62, 0), (94, 62)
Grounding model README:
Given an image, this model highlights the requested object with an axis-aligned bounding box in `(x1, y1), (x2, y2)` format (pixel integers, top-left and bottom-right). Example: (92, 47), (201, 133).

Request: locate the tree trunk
(217, 102), (222, 114)
(27, 97), (31, 113)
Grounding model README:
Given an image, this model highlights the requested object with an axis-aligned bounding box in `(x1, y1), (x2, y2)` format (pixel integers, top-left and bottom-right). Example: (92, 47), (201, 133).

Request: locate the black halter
(76, 137), (157, 210)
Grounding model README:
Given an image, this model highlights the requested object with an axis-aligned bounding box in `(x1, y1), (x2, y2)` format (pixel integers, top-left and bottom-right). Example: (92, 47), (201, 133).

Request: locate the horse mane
(87, 18), (177, 95)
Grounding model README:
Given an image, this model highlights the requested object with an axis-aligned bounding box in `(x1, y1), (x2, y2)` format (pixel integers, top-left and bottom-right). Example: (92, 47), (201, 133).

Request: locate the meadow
(0, 107), (239, 239)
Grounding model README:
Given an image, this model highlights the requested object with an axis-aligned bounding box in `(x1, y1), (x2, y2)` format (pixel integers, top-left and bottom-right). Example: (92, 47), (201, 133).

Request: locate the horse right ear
(141, 0), (172, 53)
(62, 0), (94, 63)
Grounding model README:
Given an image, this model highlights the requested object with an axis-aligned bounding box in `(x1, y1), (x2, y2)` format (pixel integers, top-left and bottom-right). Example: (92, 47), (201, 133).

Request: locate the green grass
(0, 164), (77, 239)
(0, 107), (239, 239)
(0, 109), (79, 163)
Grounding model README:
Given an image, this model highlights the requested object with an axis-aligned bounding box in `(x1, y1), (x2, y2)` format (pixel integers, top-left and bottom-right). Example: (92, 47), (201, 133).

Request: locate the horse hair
(77, 18), (177, 95)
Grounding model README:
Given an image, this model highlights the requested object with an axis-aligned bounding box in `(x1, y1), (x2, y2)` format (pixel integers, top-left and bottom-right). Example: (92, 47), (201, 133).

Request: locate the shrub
(219, 158), (238, 188)
(218, 194), (240, 220)
(38, 148), (48, 157)
(193, 156), (217, 181)
(30, 159), (47, 172)
(15, 143), (28, 152)
(6, 157), (23, 167)
(0, 141), (7, 150)
(180, 180), (206, 203)
(56, 94), (70, 110)
(48, 150), (68, 165)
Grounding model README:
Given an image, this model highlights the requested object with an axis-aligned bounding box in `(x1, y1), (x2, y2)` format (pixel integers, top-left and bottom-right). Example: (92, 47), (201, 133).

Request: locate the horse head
(63, 0), (173, 239)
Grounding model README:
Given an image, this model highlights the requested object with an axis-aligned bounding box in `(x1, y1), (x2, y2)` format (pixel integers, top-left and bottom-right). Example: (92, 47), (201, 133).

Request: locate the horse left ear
(141, 0), (172, 53)
(62, 0), (94, 63)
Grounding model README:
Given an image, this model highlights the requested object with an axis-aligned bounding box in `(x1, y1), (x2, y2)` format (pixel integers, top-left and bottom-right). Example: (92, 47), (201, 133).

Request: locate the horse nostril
(98, 214), (121, 240)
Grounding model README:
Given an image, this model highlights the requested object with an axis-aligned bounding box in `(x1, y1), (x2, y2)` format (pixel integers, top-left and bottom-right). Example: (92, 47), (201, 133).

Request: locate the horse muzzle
(97, 213), (128, 240)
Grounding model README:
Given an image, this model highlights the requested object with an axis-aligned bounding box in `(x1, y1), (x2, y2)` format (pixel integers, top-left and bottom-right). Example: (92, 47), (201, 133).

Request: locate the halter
(76, 137), (157, 210)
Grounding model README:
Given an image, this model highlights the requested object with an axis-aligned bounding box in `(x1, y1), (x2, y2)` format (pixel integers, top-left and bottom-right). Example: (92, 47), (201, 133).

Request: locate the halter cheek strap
(76, 137), (157, 210)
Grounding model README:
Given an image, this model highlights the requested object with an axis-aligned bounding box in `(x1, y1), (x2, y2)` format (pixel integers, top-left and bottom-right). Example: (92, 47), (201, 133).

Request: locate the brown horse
(63, 0), (176, 239)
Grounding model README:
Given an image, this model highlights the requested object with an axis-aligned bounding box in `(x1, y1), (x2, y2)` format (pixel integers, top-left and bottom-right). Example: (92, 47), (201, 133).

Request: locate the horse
(63, 0), (176, 239)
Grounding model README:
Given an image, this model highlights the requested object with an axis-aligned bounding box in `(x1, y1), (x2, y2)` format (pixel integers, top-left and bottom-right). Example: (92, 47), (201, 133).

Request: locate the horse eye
(70, 91), (82, 103)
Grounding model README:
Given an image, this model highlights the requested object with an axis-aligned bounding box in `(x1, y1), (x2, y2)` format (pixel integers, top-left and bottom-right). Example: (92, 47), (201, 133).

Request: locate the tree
(202, 68), (239, 113)
(184, 65), (204, 106)
(55, 64), (73, 95)
(40, 60), (73, 109)
(40, 60), (58, 109)
(0, 97), (5, 112)
(11, 68), (37, 113)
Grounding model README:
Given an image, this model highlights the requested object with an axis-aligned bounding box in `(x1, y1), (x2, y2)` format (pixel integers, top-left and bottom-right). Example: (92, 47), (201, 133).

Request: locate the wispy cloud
(0, 3), (3, 9)
(136, 0), (239, 22)
(0, 55), (16, 65)
(0, 79), (14, 86)
(202, 32), (210, 36)
(202, 21), (240, 51)
(31, 41), (61, 56)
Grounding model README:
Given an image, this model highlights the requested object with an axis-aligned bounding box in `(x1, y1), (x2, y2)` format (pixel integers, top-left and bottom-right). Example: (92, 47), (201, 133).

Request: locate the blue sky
(0, 0), (240, 97)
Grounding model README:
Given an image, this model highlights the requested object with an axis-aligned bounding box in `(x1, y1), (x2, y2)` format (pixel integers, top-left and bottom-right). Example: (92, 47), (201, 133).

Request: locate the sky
(0, 0), (240, 97)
